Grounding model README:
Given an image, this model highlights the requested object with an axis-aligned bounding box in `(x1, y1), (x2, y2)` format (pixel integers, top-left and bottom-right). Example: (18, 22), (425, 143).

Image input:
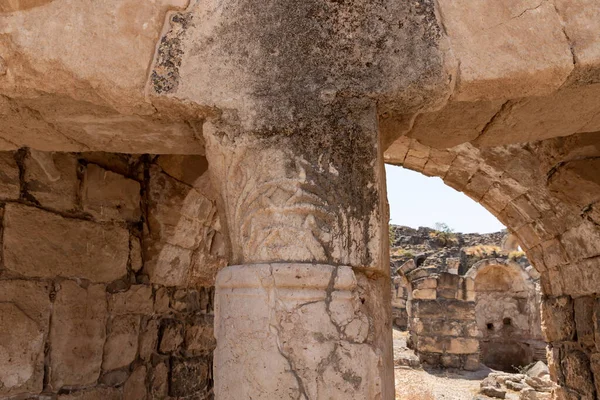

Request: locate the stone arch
(385, 131), (600, 396)
(501, 233), (521, 252)
(465, 258), (544, 372)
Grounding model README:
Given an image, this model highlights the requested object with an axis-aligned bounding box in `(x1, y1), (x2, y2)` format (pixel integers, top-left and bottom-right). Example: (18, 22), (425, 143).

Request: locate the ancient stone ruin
(2, 0), (600, 399)
(391, 226), (545, 372)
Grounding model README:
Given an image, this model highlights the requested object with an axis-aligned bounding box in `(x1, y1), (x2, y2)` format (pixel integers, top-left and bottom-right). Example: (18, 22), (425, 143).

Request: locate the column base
(214, 263), (384, 399)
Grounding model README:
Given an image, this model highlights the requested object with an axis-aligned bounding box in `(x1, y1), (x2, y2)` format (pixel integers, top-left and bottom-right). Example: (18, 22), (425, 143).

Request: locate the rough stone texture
(108, 285), (153, 315)
(24, 151), (79, 211)
(0, 150), (219, 399)
(0, 152), (20, 200)
(144, 164), (226, 287)
(123, 365), (147, 400)
(4, 0), (600, 396)
(57, 387), (122, 400)
(397, 252), (543, 371)
(0, 280), (50, 396)
(3, 204), (129, 282)
(215, 264), (384, 399)
(102, 315), (140, 371)
(82, 163), (141, 221)
(437, 0), (573, 102)
(50, 281), (108, 388)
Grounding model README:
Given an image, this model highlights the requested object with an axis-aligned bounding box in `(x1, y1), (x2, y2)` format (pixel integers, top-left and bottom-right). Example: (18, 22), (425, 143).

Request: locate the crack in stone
(478, 1), (546, 34)
(475, 100), (512, 143)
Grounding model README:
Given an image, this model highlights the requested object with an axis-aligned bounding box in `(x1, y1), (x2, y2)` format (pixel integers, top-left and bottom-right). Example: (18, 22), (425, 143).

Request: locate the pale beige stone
(475, 84), (600, 147)
(553, 0), (600, 85)
(214, 264), (385, 399)
(145, 165), (224, 286)
(102, 315), (140, 371)
(82, 164), (141, 221)
(447, 338), (479, 355)
(413, 288), (437, 300)
(408, 100), (503, 149)
(108, 285), (153, 315)
(438, 0), (573, 101)
(3, 204), (129, 282)
(50, 281), (108, 388)
(24, 152), (79, 211)
(0, 280), (50, 396)
(130, 236), (143, 272)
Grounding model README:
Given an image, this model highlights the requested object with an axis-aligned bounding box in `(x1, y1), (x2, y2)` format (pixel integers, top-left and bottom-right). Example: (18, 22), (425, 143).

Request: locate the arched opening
(468, 260), (545, 372)
(387, 164), (550, 397)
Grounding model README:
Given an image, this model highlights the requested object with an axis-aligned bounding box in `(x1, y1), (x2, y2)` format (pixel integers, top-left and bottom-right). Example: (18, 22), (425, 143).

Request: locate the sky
(385, 164), (506, 234)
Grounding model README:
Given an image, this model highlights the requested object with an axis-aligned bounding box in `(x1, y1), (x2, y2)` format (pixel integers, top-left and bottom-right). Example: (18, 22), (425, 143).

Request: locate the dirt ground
(393, 330), (504, 400)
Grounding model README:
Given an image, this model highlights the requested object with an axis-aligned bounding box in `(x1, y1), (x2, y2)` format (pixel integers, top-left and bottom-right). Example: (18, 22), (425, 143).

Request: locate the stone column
(204, 101), (394, 399)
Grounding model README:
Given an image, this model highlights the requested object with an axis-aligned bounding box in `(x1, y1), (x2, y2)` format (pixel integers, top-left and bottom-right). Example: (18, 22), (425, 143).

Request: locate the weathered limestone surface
(0, 150), (220, 399)
(50, 281), (108, 388)
(3, 204), (129, 282)
(215, 264), (383, 399)
(0, 280), (50, 396)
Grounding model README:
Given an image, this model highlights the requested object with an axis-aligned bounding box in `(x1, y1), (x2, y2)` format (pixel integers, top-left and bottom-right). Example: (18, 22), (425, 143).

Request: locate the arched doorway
(466, 259), (544, 372)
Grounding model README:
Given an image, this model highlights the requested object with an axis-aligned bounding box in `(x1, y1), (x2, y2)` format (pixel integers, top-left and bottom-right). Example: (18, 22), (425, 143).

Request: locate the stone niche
(0, 150), (226, 399)
(391, 226), (545, 371)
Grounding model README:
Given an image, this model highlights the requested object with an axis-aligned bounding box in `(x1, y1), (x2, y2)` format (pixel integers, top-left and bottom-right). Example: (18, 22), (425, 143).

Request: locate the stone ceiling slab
(438, 0), (574, 101)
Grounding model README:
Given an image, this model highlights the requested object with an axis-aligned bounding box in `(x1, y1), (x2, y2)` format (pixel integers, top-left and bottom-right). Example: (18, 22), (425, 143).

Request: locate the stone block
(130, 237), (143, 272)
(448, 338), (479, 355)
(562, 220), (600, 261)
(24, 151), (79, 211)
(407, 100), (503, 149)
(3, 204), (129, 282)
(170, 357), (210, 397)
(159, 320), (184, 353)
(150, 360), (169, 399)
(416, 336), (446, 353)
(553, 0), (600, 86)
(82, 163), (141, 221)
(50, 281), (108, 388)
(465, 354), (481, 371)
(412, 277), (437, 290)
(561, 351), (595, 397)
(590, 353), (600, 397)
(441, 355), (462, 369)
(541, 296), (575, 342)
(102, 315), (140, 371)
(57, 387), (122, 400)
(139, 318), (159, 361)
(406, 266), (437, 281)
(573, 296), (595, 347)
(145, 166), (224, 286)
(108, 285), (153, 315)
(413, 288), (437, 300)
(437, 288), (458, 300)
(547, 346), (563, 383)
(0, 152), (20, 200)
(124, 365), (147, 400)
(437, 0), (573, 102)
(185, 320), (216, 355)
(156, 155), (210, 188)
(0, 280), (50, 396)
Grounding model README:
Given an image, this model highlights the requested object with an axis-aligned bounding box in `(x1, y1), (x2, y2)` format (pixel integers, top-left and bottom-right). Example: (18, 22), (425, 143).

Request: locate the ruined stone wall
(401, 261), (481, 371)
(398, 251), (544, 371)
(0, 150), (226, 399)
(542, 295), (600, 399)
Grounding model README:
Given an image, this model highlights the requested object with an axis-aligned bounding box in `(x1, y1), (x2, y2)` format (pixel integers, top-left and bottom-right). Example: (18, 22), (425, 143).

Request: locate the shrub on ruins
(430, 222), (458, 246)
